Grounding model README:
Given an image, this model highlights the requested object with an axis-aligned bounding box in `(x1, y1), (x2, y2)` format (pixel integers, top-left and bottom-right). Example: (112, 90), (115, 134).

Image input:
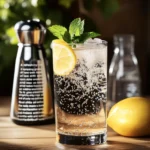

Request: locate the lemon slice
(51, 39), (77, 76)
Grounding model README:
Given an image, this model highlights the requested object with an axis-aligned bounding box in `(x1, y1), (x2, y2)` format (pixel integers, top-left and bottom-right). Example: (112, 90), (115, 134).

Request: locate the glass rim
(50, 39), (107, 50)
(70, 40), (107, 49)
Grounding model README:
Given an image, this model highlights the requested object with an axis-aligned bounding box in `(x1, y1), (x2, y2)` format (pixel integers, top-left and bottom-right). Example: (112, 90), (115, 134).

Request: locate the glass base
(57, 133), (107, 145)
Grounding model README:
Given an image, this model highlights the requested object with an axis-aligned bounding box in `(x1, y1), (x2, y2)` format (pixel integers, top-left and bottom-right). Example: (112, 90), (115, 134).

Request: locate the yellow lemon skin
(107, 97), (150, 137)
(51, 39), (76, 76)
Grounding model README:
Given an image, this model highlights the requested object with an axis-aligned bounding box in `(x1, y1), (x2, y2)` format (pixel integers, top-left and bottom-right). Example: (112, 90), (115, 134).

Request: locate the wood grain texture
(0, 97), (150, 150)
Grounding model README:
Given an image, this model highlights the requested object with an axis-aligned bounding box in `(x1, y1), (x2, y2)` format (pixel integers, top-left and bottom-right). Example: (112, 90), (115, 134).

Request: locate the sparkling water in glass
(53, 38), (107, 146)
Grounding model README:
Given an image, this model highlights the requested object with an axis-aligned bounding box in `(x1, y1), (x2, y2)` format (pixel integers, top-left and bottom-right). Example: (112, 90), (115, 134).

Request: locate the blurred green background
(0, 0), (149, 96)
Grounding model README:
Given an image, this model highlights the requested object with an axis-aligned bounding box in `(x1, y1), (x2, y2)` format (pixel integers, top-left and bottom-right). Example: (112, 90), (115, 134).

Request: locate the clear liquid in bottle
(108, 35), (141, 108)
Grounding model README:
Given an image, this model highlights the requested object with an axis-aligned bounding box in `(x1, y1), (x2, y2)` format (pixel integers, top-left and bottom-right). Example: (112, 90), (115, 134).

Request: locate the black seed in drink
(54, 59), (107, 115)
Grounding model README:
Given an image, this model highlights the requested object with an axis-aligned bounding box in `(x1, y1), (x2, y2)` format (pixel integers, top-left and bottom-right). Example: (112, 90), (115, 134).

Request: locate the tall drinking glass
(53, 39), (107, 146)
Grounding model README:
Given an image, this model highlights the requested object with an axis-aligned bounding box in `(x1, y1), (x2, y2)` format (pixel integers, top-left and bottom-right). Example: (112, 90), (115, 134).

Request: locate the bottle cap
(14, 19), (46, 44)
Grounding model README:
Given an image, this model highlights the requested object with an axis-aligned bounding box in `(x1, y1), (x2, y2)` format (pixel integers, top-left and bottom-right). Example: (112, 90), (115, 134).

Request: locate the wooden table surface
(0, 97), (150, 150)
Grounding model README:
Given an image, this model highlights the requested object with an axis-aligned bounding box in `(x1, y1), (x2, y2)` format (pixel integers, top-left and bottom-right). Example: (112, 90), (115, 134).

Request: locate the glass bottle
(108, 35), (141, 107)
(10, 19), (54, 125)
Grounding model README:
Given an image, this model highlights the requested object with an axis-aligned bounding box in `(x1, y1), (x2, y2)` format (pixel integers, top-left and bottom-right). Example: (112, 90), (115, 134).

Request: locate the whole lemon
(107, 97), (150, 137)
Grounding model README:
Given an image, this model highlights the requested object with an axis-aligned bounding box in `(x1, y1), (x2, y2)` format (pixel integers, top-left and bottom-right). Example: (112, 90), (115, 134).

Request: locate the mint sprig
(48, 18), (100, 44)
(48, 25), (67, 39)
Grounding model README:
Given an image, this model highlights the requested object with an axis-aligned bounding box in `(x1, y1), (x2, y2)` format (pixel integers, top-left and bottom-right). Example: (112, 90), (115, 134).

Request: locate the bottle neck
(115, 42), (134, 56)
(114, 35), (135, 56)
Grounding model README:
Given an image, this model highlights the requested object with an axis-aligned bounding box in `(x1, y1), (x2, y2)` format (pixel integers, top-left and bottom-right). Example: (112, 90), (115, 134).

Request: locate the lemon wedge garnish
(51, 39), (76, 76)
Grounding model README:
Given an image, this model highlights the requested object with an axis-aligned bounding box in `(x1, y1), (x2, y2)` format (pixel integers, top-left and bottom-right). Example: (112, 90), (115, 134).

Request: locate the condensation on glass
(10, 20), (54, 125)
(108, 35), (141, 108)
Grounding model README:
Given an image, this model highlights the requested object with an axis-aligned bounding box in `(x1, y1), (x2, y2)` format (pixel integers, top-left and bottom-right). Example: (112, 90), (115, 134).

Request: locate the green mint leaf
(79, 32), (100, 43)
(48, 25), (67, 39)
(80, 20), (85, 35)
(69, 18), (85, 38)
(63, 31), (71, 43)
